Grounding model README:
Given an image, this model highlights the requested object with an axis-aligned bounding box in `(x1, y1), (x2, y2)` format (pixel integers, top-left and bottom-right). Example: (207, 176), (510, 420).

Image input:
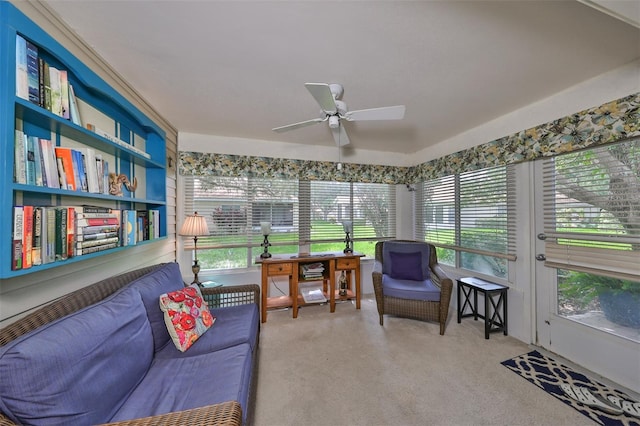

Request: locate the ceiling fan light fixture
(328, 115), (340, 129)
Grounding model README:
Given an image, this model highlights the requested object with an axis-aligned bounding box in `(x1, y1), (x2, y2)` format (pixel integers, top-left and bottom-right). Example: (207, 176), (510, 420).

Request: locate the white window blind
(182, 176), (298, 250)
(542, 138), (640, 281)
(299, 180), (396, 246)
(416, 165), (517, 260)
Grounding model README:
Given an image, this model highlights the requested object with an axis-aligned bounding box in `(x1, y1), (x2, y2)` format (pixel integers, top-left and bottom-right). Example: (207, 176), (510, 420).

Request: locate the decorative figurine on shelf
(342, 220), (353, 254)
(260, 221), (272, 259)
(108, 173), (138, 196)
(339, 270), (348, 296)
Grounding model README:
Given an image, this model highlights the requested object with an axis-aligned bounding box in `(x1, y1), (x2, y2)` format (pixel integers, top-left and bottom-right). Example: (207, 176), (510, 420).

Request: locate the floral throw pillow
(159, 284), (216, 352)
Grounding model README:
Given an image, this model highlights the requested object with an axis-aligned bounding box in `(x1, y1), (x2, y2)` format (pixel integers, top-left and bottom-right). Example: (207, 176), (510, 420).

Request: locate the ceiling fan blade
(305, 83), (338, 114)
(344, 105), (406, 121)
(272, 117), (325, 133)
(331, 122), (350, 146)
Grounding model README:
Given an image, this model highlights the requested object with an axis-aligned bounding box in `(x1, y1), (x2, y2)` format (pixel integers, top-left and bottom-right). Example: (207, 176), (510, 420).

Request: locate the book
(71, 205), (113, 214)
(15, 35), (29, 100)
(32, 207), (42, 266)
(76, 217), (120, 227)
(68, 83), (82, 126)
(32, 136), (44, 187)
(37, 57), (52, 110)
(66, 207), (75, 258)
(77, 148), (99, 193)
(25, 39), (39, 105)
(300, 284), (327, 304)
(77, 225), (120, 235)
(72, 149), (88, 192)
(49, 66), (62, 116)
(121, 210), (137, 246)
(25, 135), (36, 186)
(76, 242), (118, 256)
(54, 207), (68, 261)
(137, 210), (149, 242)
(43, 207), (56, 264)
(40, 138), (60, 189)
(14, 130), (26, 184)
(12, 207), (24, 270)
(22, 205), (33, 269)
(54, 147), (76, 190)
(76, 237), (119, 249)
(86, 123), (151, 159)
(59, 70), (70, 120)
(76, 231), (119, 242)
(56, 156), (68, 190)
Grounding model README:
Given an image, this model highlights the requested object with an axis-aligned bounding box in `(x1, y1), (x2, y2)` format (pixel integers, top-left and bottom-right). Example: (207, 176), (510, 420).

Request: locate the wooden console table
(256, 252), (363, 323)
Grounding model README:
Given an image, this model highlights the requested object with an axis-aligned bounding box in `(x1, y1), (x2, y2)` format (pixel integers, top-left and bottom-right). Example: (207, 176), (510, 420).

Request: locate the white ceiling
(41, 0), (640, 155)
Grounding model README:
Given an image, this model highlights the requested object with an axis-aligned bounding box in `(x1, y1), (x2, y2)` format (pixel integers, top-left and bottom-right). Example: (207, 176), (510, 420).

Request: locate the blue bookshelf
(0, 3), (167, 278)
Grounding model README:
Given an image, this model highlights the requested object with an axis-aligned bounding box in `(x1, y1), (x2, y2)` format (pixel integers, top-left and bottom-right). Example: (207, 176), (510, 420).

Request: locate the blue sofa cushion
(110, 343), (254, 425)
(382, 241), (430, 281)
(0, 286), (153, 426)
(155, 303), (259, 359)
(382, 274), (441, 302)
(128, 262), (185, 352)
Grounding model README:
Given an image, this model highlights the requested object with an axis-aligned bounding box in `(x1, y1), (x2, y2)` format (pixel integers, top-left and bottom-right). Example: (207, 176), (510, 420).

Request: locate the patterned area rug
(502, 350), (640, 426)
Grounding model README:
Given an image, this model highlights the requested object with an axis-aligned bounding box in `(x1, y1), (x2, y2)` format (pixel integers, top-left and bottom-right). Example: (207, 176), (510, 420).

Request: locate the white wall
(177, 60), (639, 343)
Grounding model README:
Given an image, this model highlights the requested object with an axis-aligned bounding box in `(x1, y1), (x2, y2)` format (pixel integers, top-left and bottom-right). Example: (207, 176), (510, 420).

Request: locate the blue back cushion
(128, 262), (185, 352)
(382, 241), (430, 281)
(0, 286), (153, 426)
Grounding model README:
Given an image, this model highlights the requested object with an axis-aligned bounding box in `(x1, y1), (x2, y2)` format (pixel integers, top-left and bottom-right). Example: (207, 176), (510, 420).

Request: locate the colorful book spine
(14, 130), (26, 184)
(44, 207), (56, 264)
(32, 207), (43, 266)
(76, 242), (118, 256)
(25, 40), (39, 105)
(54, 147), (76, 190)
(22, 205), (33, 269)
(55, 207), (67, 261)
(12, 207), (24, 270)
(15, 35), (28, 100)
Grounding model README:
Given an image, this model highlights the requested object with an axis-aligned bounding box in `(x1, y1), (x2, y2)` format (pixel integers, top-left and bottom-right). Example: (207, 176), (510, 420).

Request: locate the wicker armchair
(372, 240), (453, 335)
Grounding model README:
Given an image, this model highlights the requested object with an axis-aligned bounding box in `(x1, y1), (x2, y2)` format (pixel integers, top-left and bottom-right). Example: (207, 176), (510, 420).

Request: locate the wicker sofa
(372, 240), (453, 335)
(0, 262), (260, 426)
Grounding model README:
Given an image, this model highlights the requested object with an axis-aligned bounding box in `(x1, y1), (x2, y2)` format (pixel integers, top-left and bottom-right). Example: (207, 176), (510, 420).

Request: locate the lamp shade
(342, 221), (353, 233)
(179, 212), (209, 237)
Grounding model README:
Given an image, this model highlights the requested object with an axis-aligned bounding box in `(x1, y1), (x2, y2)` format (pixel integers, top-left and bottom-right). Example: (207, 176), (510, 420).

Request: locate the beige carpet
(254, 296), (590, 426)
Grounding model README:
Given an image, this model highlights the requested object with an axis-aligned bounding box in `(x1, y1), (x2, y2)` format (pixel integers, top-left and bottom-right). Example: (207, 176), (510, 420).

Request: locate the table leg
(261, 264), (268, 323)
(503, 290), (508, 335)
(457, 282), (462, 323)
(355, 263), (361, 309)
(484, 291), (490, 339)
(292, 273), (299, 318)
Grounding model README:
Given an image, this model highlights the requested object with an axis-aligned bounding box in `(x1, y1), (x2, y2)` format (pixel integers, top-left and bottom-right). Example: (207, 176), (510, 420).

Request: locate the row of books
(14, 129), (113, 194)
(300, 262), (325, 279)
(11, 205), (161, 271)
(16, 34), (82, 125)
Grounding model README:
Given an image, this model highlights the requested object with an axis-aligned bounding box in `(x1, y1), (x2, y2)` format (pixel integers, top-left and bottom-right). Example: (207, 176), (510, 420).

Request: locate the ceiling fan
(272, 83), (405, 147)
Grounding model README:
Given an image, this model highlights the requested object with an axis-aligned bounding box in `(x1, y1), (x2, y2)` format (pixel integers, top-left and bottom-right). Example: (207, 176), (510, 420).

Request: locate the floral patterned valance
(179, 92), (639, 184)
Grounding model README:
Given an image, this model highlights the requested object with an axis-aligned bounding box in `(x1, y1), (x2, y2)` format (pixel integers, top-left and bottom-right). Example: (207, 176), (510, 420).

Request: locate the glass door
(533, 153), (640, 394)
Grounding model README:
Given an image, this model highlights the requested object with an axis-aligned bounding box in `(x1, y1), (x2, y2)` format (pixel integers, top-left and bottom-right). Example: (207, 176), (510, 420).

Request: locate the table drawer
(336, 258), (358, 270)
(267, 263), (293, 275)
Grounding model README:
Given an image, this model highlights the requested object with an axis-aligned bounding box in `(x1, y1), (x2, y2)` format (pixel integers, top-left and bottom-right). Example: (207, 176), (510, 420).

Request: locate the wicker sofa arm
(101, 401), (242, 426)
(200, 284), (260, 309)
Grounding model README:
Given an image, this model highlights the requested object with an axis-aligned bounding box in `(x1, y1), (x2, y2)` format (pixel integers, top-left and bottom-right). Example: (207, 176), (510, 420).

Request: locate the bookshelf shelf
(1, 3), (167, 279)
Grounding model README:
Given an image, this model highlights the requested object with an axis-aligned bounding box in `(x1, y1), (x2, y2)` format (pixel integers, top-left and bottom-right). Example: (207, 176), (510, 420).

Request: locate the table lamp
(343, 221), (353, 254)
(179, 212), (209, 285)
(260, 221), (272, 258)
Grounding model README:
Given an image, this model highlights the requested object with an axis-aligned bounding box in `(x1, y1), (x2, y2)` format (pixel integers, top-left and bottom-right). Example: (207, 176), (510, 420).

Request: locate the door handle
(536, 254), (546, 261)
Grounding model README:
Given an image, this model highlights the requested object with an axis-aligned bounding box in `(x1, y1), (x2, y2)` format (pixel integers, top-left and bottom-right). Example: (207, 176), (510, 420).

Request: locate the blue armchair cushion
(382, 241), (430, 281)
(389, 251), (423, 281)
(382, 274), (441, 302)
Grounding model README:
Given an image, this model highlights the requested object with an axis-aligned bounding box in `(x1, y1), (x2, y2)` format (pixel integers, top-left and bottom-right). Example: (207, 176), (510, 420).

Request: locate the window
(416, 165), (516, 279)
(542, 138), (639, 281)
(183, 176), (396, 269)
